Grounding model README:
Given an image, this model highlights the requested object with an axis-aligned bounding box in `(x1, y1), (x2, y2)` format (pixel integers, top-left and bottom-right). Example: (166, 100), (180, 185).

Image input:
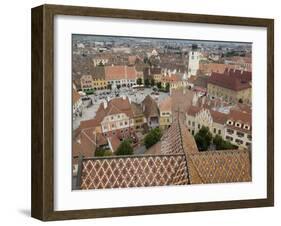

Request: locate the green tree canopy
(151, 78), (155, 87)
(194, 126), (213, 151)
(156, 82), (162, 89)
(165, 83), (170, 92)
(95, 148), (113, 157)
(107, 84), (112, 90)
(136, 78), (143, 85)
(115, 140), (134, 156)
(144, 128), (162, 149)
(213, 135), (238, 150)
(144, 78), (150, 87)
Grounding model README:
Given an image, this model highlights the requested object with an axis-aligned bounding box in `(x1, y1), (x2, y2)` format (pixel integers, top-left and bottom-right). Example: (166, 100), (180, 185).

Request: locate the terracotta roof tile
(77, 120), (251, 190)
(105, 65), (137, 80)
(188, 150), (251, 184)
(208, 69), (251, 91)
(142, 95), (159, 118)
(187, 106), (228, 124)
(159, 96), (172, 112)
(228, 109), (251, 125)
(73, 88), (81, 103)
(108, 136), (121, 152)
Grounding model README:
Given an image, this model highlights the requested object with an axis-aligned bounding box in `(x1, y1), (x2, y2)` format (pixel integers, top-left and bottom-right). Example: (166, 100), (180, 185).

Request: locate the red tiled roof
(105, 65), (137, 80)
(108, 136), (121, 152)
(199, 63), (235, 75)
(228, 109), (251, 125)
(80, 119), (100, 129)
(73, 128), (97, 160)
(78, 120), (251, 190)
(162, 74), (181, 82)
(188, 150), (251, 184)
(159, 96), (172, 112)
(208, 69), (251, 91)
(142, 95), (159, 118)
(80, 97), (135, 131)
(73, 88), (81, 103)
(187, 106), (228, 124)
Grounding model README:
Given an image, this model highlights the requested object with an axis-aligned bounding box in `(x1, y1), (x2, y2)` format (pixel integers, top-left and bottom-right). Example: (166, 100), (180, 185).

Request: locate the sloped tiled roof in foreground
(80, 154), (189, 189)
(78, 120), (251, 190)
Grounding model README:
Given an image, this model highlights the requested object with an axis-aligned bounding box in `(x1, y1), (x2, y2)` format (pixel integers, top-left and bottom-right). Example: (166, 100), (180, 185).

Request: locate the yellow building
(207, 70), (252, 105)
(131, 102), (145, 131)
(159, 96), (172, 130)
(80, 75), (94, 91)
(92, 66), (107, 90)
(92, 78), (107, 90)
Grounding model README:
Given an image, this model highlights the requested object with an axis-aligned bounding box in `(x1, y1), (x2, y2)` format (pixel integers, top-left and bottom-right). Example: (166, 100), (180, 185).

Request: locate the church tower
(188, 44), (201, 76)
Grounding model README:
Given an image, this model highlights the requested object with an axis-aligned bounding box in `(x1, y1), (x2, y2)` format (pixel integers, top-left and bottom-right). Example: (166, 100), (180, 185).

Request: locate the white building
(188, 45), (201, 76)
(185, 104), (252, 150)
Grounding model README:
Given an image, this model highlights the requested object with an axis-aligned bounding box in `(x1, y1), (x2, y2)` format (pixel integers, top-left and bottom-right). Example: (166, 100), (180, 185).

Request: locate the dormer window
(227, 120), (233, 125)
(243, 124), (250, 130)
(235, 122), (241, 128)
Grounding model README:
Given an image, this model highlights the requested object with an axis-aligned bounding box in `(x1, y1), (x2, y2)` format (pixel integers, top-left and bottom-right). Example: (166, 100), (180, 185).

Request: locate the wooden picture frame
(31, 4), (274, 221)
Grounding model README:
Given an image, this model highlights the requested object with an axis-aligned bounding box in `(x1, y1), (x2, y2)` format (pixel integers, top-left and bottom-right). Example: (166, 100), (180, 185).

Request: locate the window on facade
(236, 131), (244, 138)
(198, 124), (200, 129)
(226, 136), (233, 141)
(218, 129), (221, 135)
(235, 139), (243, 145)
(227, 129), (234, 134)
(111, 124), (115, 128)
(188, 120), (191, 125)
(247, 134), (252, 141)
(192, 122), (195, 127)
(213, 128), (216, 133)
(111, 116), (114, 120)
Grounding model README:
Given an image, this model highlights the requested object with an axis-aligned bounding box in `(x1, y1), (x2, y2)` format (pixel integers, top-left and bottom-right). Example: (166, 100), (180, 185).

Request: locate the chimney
(202, 96), (206, 106)
(192, 93), (198, 106)
(104, 101), (108, 109)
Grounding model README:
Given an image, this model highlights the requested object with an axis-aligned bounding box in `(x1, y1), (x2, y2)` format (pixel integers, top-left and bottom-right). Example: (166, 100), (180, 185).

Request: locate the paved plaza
(73, 87), (169, 130)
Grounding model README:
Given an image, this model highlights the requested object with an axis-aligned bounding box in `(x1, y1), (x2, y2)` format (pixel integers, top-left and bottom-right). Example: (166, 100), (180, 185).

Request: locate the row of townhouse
(80, 65), (142, 91)
(185, 105), (252, 150)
